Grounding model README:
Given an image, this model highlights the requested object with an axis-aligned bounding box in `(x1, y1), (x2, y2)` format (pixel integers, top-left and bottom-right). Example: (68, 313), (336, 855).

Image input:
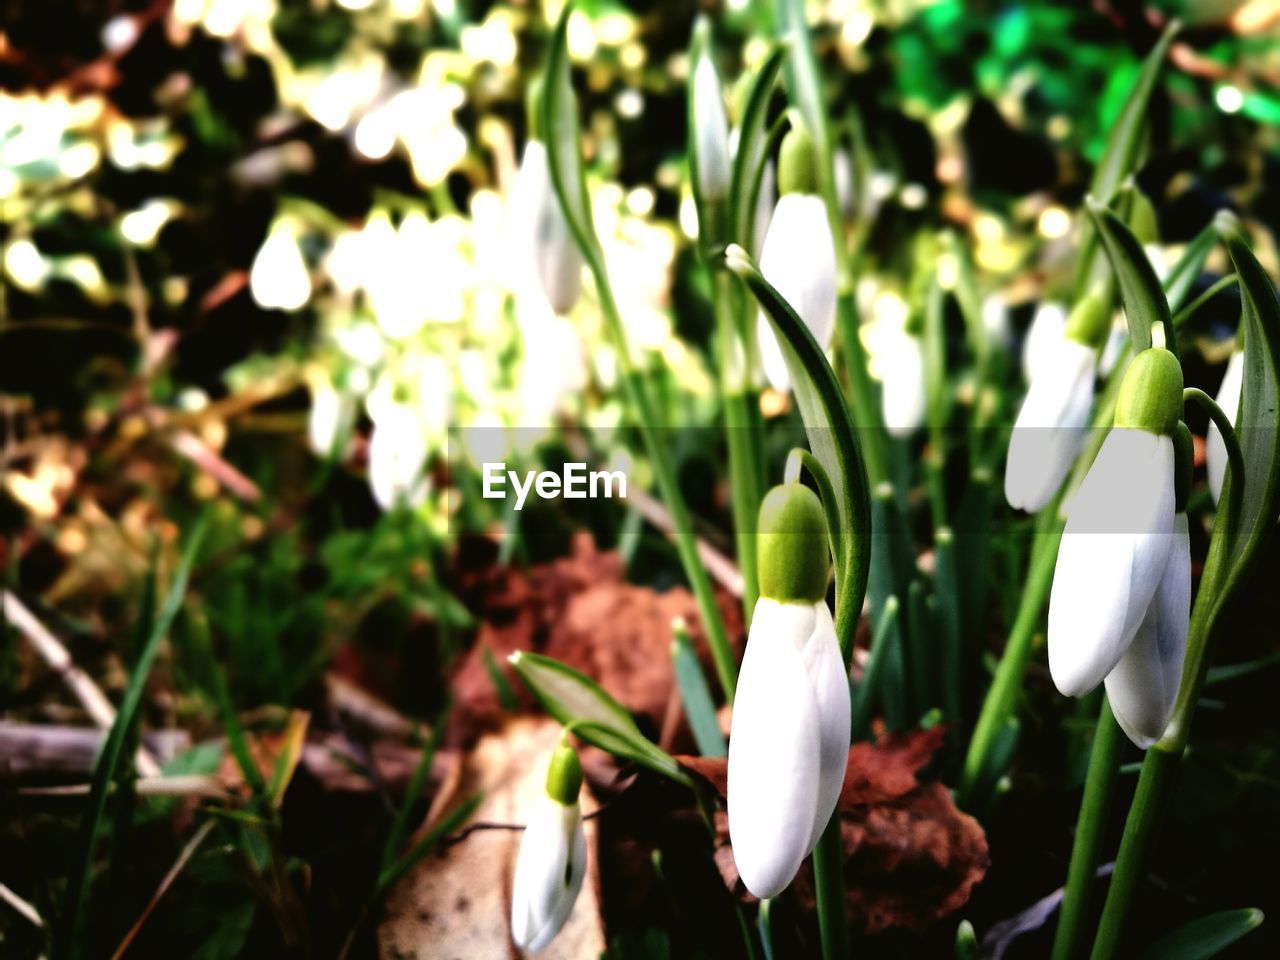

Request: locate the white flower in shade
(367, 400), (429, 511)
(1207, 348), (1244, 504)
(833, 148), (855, 219)
(506, 140), (583, 315)
(249, 225), (310, 312)
(1104, 512), (1190, 747)
(756, 193), (836, 392)
(511, 744), (587, 953)
(981, 292), (1012, 350)
(1005, 339), (1096, 512)
(728, 483), (848, 899)
(1098, 314), (1128, 378)
(1022, 301), (1067, 383)
(692, 52), (730, 209)
(1048, 348), (1183, 702)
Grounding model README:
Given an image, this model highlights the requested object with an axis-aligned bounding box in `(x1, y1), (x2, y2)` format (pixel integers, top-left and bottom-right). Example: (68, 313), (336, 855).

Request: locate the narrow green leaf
(955, 920), (980, 960)
(1136, 908), (1263, 960)
(375, 794), (482, 897)
(60, 521), (206, 960)
(1086, 201), (1172, 354)
(381, 701), (450, 873)
(510, 651), (643, 739)
(1216, 213), (1280, 585)
(540, 3), (598, 260)
(851, 597), (900, 740)
(729, 44), (787, 250)
(935, 529), (963, 728)
(1164, 222), (1218, 312)
(726, 246), (872, 666)
(671, 621), (727, 757)
(1074, 23), (1179, 296)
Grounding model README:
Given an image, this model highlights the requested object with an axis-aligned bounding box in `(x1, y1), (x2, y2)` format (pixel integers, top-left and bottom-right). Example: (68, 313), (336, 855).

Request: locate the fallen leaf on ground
(676, 725), (989, 936)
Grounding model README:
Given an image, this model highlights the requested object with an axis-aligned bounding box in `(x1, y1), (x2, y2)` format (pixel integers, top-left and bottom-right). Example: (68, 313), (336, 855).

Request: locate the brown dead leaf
(378, 717), (605, 960)
(449, 534), (742, 747)
(675, 725), (989, 936)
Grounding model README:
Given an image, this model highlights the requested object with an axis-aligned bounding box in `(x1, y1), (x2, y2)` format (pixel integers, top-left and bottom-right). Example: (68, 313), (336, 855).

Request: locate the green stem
(1087, 747), (1179, 960)
(959, 522), (1062, 805)
(1052, 697), (1125, 960)
(715, 271), (763, 624)
(835, 291), (889, 487)
(596, 278), (738, 703)
(811, 812), (848, 960)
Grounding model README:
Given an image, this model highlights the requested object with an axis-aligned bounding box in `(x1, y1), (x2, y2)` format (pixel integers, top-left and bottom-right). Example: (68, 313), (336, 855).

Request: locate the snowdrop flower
(505, 81), (583, 315)
(511, 742), (587, 953)
(1048, 347), (1185, 721)
(880, 329), (926, 438)
(756, 120), (837, 393)
(1207, 347), (1244, 504)
(249, 223), (310, 312)
(1022, 301), (1067, 383)
(1005, 292), (1108, 512)
(981, 292), (1012, 351)
(367, 399), (429, 511)
(729, 482), (848, 899)
(691, 41), (730, 244)
(307, 375), (356, 458)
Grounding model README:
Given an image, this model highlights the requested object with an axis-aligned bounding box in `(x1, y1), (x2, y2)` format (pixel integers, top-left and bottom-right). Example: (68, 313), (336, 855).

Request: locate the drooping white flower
(1049, 426), (1176, 696)
(756, 193), (837, 392)
(880, 330), (926, 438)
(1104, 512), (1190, 748)
(511, 744), (587, 953)
(1047, 347), (1184, 699)
(506, 139), (583, 315)
(1005, 339), (1096, 512)
(249, 224), (310, 312)
(728, 482), (848, 899)
(367, 400), (429, 511)
(307, 377), (356, 458)
(1207, 348), (1244, 504)
(1022, 301), (1067, 383)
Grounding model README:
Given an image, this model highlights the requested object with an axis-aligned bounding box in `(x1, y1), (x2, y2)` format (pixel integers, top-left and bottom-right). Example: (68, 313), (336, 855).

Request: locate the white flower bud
(249, 225), (310, 312)
(692, 54), (730, 205)
(1048, 428), (1177, 697)
(307, 378), (356, 458)
(367, 401), (429, 511)
(511, 748), (587, 952)
(880, 330), (926, 439)
(1004, 338), (1096, 512)
(506, 140), (583, 315)
(1207, 348), (1244, 504)
(1104, 512), (1190, 748)
(728, 598), (849, 899)
(756, 193), (837, 393)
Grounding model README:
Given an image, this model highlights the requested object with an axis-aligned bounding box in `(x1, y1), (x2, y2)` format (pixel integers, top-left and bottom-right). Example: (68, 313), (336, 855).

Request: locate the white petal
(881, 333), (926, 438)
(1048, 430), (1176, 696)
(1207, 349), (1244, 504)
(1097, 315), (1128, 378)
(1004, 339), (1096, 512)
(1105, 514), (1190, 748)
(531, 157), (584, 315)
(511, 798), (585, 952)
(1023, 301), (1067, 383)
(756, 194), (837, 392)
(728, 598), (822, 898)
(799, 601), (850, 854)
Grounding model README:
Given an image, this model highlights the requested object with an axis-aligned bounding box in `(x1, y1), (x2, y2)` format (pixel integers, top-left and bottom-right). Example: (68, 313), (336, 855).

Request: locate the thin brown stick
(2, 592), (161, 777)
(109, 819), (216, 960)
(0, 883), (44, 929)
(169, 431), (262, 502)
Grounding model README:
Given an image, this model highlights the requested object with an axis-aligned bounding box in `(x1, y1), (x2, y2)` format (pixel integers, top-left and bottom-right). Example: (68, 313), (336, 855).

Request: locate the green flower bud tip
(778, 116), (818, 196)
(757, 482), (830, 604)
(1114, 347), (1184, 436)
(1173, 420), (1193, 511)
(1129, 188), (1159, 246)
(545, 742), (582, 806)
(526, 74), (545, 142)
(1063, 289), (1110, 351)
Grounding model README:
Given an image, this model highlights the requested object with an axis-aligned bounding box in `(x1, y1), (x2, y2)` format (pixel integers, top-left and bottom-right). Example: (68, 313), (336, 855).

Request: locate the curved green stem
(1183, 387), (1245, 530)
(811, 813), (848, 960)
(1052, 697), (1125, 960)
